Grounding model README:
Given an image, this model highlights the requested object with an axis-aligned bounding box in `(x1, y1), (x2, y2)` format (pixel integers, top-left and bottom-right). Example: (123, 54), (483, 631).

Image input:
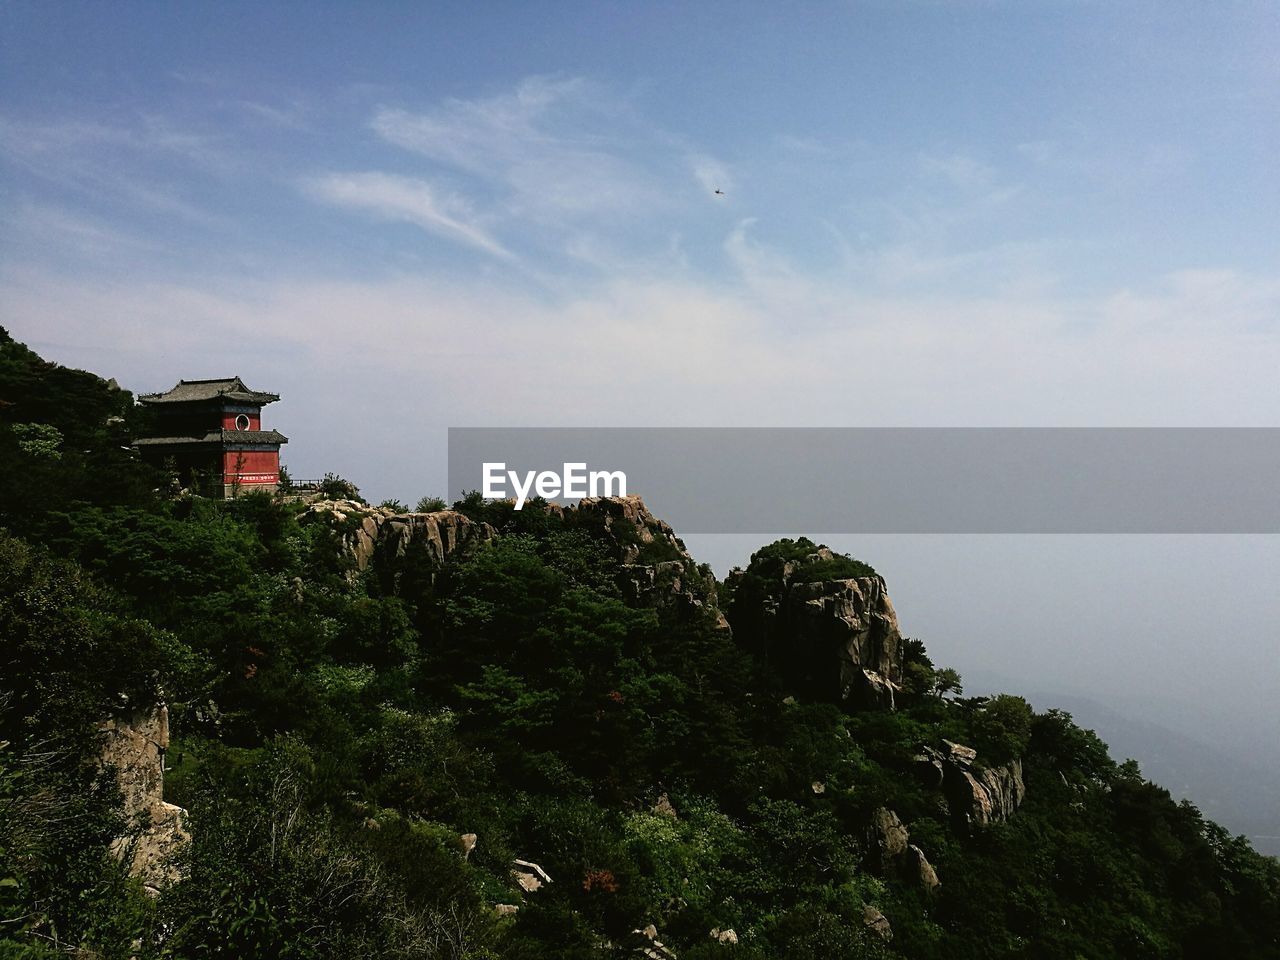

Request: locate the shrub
(318, 473), (363, 502)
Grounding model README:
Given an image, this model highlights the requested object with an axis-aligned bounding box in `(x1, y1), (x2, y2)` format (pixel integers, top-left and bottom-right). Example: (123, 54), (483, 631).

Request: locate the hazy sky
(2, 5), (1277, 778)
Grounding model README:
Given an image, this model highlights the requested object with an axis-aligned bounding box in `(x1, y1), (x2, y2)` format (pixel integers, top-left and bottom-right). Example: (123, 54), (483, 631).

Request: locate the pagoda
(133, 377), (287, 497)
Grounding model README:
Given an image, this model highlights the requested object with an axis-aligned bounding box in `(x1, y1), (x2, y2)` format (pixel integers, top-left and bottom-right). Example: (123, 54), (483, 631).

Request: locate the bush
(968, 694), (1034, 763)
(318, 473), (363, 502)
(747, 537), (877, 581)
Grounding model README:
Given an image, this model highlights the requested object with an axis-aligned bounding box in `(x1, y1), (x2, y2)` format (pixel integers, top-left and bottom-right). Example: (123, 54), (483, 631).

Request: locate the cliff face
(100, 705), (188, 895)
(726, 547), (903, 710)
(307, 495), (730, 631)
(917, 740), (1026, 829)
(302, 500), (497, 582)
(567, 496), (730, 631)
(867, 807), (941, 898)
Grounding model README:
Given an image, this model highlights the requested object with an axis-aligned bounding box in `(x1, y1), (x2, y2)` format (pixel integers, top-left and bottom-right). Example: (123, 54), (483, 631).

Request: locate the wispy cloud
(303, 171), (514, 259)
(1, 201), (153, 257)
(0, 115), (230, 225)
(8, 256), (1277, 432)
(369, 77), (668, 223)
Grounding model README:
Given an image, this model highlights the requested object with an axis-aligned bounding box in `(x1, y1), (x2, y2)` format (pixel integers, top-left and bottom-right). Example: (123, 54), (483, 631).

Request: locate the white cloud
(1, 201), (152, 256)
(303, 171), (514, 259)
(369, 77), (669, 224)
(6, 258), (1277, 436)
(0, 115), (229, 225)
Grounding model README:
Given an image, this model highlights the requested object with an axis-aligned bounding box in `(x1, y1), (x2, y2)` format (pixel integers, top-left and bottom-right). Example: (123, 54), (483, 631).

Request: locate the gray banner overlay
(447, 428), (1280, 533)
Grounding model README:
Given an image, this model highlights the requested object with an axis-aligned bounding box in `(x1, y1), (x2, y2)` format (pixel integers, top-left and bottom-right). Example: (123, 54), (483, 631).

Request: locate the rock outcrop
(512, 858), (553, 893)
(300, 495), (732, 631)
(917, 740), (1026, 829)
(100, 704), (189, 895)
(569, 496), (730, 632)
(868, 806), (910, 871)
(726, 546), (903, 709)
(301, 499), (496, 583)
(862, 904), (893, 942)
(866, 806), (941, 895)
(905, 844), (941, 895)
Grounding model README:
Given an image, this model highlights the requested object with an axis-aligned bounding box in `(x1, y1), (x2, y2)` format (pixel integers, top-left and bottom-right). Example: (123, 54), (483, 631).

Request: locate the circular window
(234, 414), (251, 431)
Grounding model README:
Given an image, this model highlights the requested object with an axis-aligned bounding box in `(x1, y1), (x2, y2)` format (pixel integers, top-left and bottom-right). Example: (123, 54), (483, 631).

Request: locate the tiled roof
(138, 377), (280, 405)
(133, 429), (288, 447)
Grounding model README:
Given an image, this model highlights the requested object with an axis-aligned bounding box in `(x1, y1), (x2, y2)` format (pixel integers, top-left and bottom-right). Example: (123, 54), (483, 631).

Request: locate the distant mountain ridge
(966, 674), (1280, 858)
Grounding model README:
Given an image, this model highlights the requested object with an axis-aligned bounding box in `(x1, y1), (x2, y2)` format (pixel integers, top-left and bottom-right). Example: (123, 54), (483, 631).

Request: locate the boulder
(632, 923), (678, 958)
(868, 807), (910, 870)
(459, 833), (477, 860)
(512, 858), (553, 893)
(862, 904), (893, 942)
(867, 808), (942, 894)
(905, 844), (941, 895)
(652, 793), (678, 819)
(303, 495), (734, 633)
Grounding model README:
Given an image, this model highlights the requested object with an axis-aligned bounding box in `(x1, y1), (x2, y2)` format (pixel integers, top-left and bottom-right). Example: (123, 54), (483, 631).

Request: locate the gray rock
(728, 549), (903, 711)
(867, 808), (942, 894)
(862, 904), (893, 942)
(653, 793), (678, 819)
(919, 742), (1026, 829)
(459, 832), (477, 860)
(512, 858), (553, 893)
(906, 844), (941, 895)
(868, 807), (910, 870)
(301, 500), (496, 584)
(571, 496), (731, 633)
(99, 704), (189, 895)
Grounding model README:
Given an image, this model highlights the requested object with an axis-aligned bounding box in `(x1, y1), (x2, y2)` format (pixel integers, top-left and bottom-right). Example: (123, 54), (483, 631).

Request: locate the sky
(2, 2), (1278, 821)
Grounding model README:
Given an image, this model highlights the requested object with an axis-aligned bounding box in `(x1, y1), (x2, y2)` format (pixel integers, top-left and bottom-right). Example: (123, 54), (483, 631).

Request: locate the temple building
(133, 377), (287, 497)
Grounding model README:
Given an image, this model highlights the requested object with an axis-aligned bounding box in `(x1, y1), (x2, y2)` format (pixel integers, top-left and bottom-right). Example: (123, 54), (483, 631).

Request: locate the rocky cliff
(305, 495), (730, 631)
(566, 495), (730, 631)
(726, 545), (903, 709)
(100, 704), (189, 895)
(301, 499), (497, 583)
(917, 739), (1026, 829)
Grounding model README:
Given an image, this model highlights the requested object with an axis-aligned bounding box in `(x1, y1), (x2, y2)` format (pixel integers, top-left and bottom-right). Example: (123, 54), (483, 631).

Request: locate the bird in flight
(714, 189), (725, 197)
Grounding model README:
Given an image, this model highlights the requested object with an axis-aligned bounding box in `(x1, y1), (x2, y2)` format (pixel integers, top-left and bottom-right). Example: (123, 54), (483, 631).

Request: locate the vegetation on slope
(1, 330), (1277, 959)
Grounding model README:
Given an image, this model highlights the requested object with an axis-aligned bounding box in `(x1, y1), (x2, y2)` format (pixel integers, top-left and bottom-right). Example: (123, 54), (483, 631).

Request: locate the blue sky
(3, 3), (1280, 799)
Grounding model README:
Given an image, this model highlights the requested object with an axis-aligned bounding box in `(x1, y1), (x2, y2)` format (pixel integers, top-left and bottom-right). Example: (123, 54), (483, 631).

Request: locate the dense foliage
(2, 331), (1277, 958)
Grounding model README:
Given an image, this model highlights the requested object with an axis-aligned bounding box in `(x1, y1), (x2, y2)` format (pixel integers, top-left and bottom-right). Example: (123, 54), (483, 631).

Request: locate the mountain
(3, 330), (1279, 959)
(988, 686), (1280, 859)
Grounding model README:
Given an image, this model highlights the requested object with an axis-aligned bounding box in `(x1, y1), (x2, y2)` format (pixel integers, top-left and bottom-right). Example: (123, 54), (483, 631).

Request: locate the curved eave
(133, 430), (288, 447)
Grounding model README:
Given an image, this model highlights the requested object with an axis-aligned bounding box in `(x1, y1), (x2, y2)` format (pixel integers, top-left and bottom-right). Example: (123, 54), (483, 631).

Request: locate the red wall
(221, 412), (262, 430)
(222, 449), (279, 484)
